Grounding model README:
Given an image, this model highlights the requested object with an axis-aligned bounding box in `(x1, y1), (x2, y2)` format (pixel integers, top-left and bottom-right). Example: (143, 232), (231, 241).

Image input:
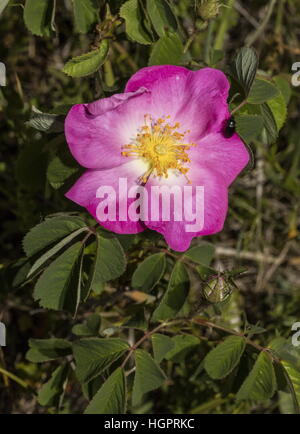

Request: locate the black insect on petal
(223, 115), (236, 138)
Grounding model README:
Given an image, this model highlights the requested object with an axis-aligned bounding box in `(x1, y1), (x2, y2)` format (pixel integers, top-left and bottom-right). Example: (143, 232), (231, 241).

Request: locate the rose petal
(143, 168), (228, 251)
(189, 131), (250, 186)
(65, 161), (146, 234)
(65, 89), (151, 170)
(125, 65), (189, 93)
(128, 66), (231, 141)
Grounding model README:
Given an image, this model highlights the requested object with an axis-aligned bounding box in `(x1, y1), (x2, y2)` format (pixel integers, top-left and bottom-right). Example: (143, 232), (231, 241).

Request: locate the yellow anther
(121, 115), (196, 183)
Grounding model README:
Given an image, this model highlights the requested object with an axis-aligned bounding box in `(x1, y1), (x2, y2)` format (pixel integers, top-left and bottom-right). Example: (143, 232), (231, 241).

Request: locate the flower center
(121, 115), (196, 184)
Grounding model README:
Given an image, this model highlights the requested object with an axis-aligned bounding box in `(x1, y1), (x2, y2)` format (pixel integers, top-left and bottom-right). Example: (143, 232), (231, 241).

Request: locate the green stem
(204, 20), (215, 65)
(214, 0), (235, 50)
(246, 0), (277, 46)
(275, 0), (286, 35)
(231, 99), (248, 115)
(121, 320), (183, 369)
(0, 366), (29, 389)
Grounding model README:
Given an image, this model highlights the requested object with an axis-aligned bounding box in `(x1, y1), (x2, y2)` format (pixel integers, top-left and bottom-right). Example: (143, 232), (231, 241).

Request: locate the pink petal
(65, 161), (146, 234)
(87, 87), (148, 116)
(125, 65), (189, 93)
(189, 132), (250, 186)
(64, 89), (151, 170)
(176, 68), (231, 140)
(127, 66), (231, 141)
(143, 168), (228, 252)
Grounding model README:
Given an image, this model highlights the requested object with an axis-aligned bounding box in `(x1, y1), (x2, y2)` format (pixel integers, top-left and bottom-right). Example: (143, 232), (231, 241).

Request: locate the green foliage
(149, 31), (184, 65)
(132, 253), (166, 293)
(146, 0), (177, 37)
(84, 367), (127, 414)
(73, 338), (129, 383)
(164, 334), (200, 362)
(152, 261), (189, 321)
(72, 0), (98, 34)
(63, 41), (109, 77)
(23, 0), (55, 37)
(120, 0), (153, 45)
(260, 102), (278, 145)
(152, 333), (174, 363)
(204, 336), (246, 379)
(132, 349), (166, 406)
(23, 216), (87, 257)
(26, 339), (72, 362)
(27, 107), (64, 133)
(247, 79), (279, 105)
(91, 234), (127, 284)
(235, 114), (264, 143)
(33, 241), (84, 313)
(37, 364), (69, 406)
(0, 0), (9, 16)
(183, 242), (215, 266)
(230, 47), (258, 96)
(72, 314), (101, 337)
(1, 0), (298, 416)
(236, 351), (277, 401)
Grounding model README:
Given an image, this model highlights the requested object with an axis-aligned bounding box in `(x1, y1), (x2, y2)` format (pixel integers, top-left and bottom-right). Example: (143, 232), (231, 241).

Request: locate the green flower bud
(203, 274), (232, 303)
(198, 0), (221, 21)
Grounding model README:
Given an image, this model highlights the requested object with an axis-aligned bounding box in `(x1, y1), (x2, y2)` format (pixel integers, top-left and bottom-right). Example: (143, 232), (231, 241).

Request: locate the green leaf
(151, 333), (175, 363)
(183, 242), (215, 266)
(204, 336), (246, 379)
(281, 361), (300, 414)
(235, 114), (264, 143)
(237, 351), (277, 400)
(267, 88), (287, 130)
(260, 102), (278, 144)
(23, 215), (87, 257)
(87, 235), (126, 296)
(73, 338), (129, 383)
(247, 78), (279, 104)
(132, 253), (166, 293)
(47, 149), (80, 190)
(149, 31), (184, 66)
(62, 40), (109, 77)
(120, 0), (153, 45)
(165, 335), (200, 362)
(132, 349), (166, 406)
(24, 0), (55, 37)
(73, 0), (98, 34)
(37, 364), (69, 406)
(230, 47), (259, 96)
(0, 0), (10, 16)
(72, 314), (101, 337)
(152, 261), (189, 321)
(27, 226), (87, 278)
(146, 0), (177, 37)
(33, 242), (83, 312)
(27, 107), (64, 133)
(84, 368), (126, 414)
(26, 338), (72, 363)
(273, 75), (292, 105)
(268, 338), (300, 413)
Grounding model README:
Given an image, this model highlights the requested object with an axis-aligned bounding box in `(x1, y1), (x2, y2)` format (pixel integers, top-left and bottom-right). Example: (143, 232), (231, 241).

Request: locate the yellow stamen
(121, 115), (196, 184)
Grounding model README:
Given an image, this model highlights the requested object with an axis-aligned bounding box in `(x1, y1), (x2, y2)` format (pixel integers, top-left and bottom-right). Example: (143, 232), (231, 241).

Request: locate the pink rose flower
(65, 65), (249, 251)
